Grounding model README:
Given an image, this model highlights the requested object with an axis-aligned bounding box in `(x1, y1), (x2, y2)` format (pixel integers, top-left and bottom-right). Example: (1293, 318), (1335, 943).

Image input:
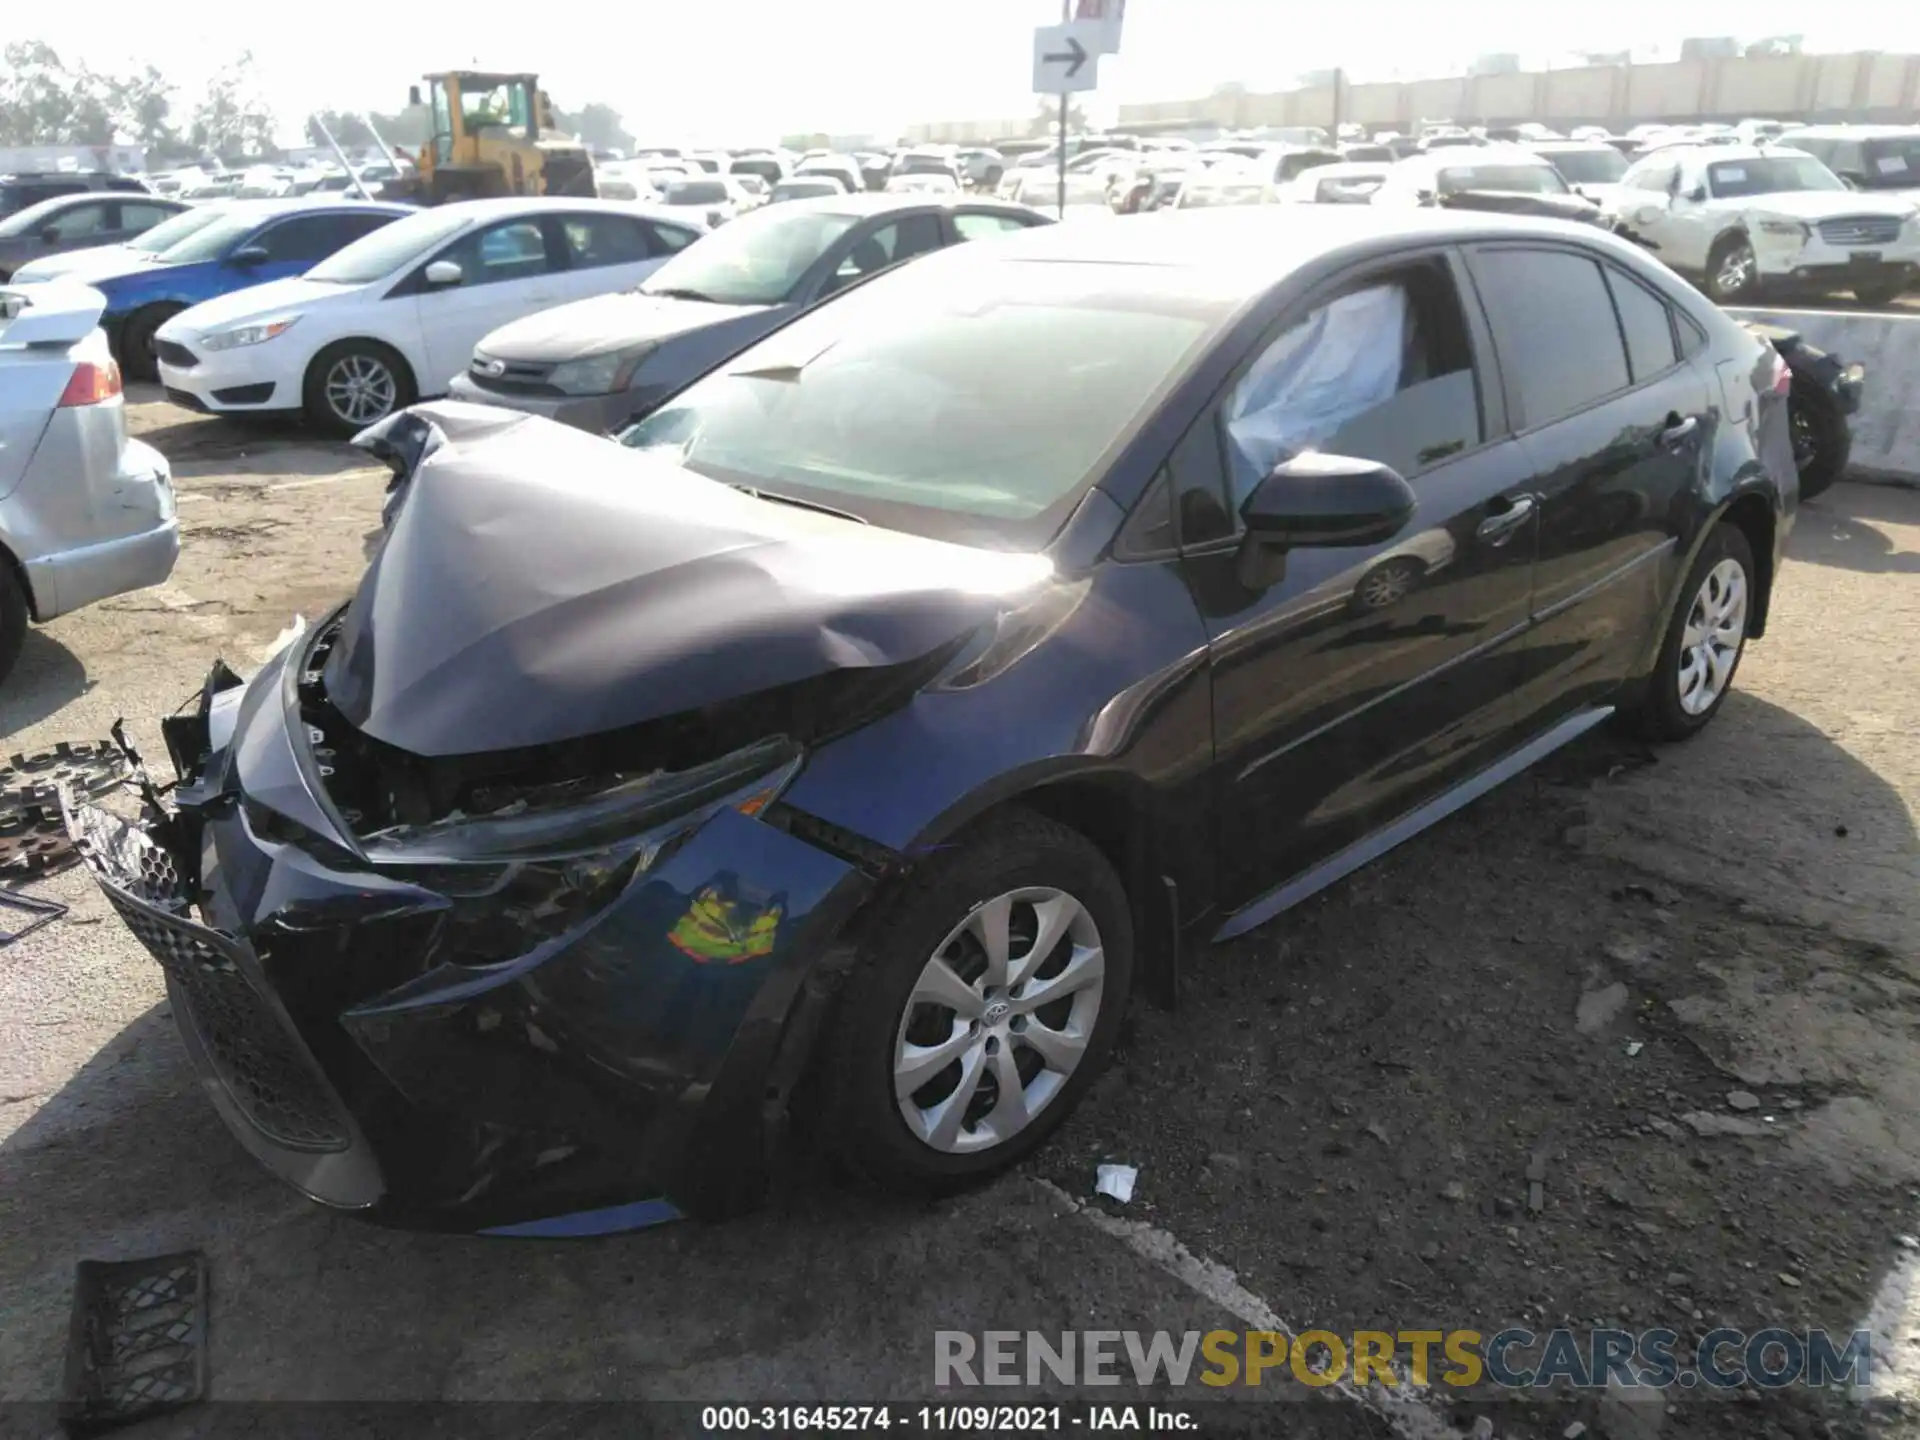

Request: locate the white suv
(1603, 144), (1920, 306)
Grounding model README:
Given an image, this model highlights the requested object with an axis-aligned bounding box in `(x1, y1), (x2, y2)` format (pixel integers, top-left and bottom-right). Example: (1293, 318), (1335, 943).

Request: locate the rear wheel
(121, 303), (184, 383)
(1627, 522), (1755, 742)
(303, 341), (415, 439)
(816, 809), (1133, 1196)
(0, 564), (27, 688)
(1789, 377), (1851, 500)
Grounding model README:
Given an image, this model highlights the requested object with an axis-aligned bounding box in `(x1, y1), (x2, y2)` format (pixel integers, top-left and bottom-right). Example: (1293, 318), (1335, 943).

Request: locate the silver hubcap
(1678, 558), (1747, 715)
(893, 887), (1105, 1155)
(1360, 562), (1415, 609)
(1716, 245), (1755, 295)
(325, 355), (397, 426)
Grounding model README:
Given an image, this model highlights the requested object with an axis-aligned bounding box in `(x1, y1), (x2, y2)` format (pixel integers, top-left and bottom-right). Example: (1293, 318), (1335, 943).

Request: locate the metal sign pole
(1057, 0), (1070, 219)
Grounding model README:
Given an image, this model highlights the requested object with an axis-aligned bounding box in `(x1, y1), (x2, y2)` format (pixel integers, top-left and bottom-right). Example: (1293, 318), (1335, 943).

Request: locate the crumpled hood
(474, 291), (770, 364)
(327, 404), (1051, 757)
(1741, 189), (1919, 222)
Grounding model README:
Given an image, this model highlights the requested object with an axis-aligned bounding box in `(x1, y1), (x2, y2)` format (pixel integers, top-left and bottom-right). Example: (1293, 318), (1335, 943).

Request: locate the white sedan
(154, 198), (705, 436)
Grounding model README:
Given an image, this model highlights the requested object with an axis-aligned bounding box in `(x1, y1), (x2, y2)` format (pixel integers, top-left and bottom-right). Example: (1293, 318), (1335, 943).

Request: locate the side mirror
(408, 85), (423, 109)
(230, 244), (269, 266)
(424, 259), (464, 287)
(1840, 175), (1860, 191)
(1684, 184), (1707, 203)
(1241, 452), (1417, 549)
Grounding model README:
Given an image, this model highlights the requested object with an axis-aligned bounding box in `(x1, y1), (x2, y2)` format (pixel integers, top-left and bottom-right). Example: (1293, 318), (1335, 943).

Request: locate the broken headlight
(363, 736), (804, 865)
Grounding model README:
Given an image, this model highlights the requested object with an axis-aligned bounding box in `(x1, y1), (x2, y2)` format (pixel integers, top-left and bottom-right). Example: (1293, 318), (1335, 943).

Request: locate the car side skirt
(1212, 704), (1616, 943)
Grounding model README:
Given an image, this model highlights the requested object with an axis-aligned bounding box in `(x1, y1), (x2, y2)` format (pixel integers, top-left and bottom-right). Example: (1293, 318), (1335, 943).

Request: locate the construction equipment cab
(406, 72), (597, 203)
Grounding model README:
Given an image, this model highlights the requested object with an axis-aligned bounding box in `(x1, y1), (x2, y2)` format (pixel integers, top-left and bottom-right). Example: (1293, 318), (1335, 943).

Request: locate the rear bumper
(67, 640), (871, 1233)
(446, 372), (632, 434)
(11, 437), (179, 620)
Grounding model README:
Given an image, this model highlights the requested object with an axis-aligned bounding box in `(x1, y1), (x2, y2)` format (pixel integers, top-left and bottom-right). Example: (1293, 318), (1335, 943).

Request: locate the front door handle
(1476, 494), (1535, 545)
(1659, 414), (1700, 449)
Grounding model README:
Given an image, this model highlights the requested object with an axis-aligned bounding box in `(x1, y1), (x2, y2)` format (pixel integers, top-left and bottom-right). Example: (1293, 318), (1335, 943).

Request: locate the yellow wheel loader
(396, 72), (597, 204)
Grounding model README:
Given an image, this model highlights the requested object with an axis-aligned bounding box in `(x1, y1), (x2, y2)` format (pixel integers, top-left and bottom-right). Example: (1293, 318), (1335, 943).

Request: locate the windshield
(1545, 148), (1629, 184)
(152, 209), (275, 263)
(128, 206), (222, 253)
(618, 257), (1219, 547)
(1437, 162), (1568, 196)
(1858, 137), (1920, 188)
(640, 204), (858, 305)
(665, 179), (729, 204)
(305, 208), (468, 284)
(1707, 156), (1845, 197)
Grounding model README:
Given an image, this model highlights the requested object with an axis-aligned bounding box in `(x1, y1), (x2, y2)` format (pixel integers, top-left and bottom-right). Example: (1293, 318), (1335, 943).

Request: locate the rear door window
(1470, 247), (1632, 430)
(560, 213), (652, 268)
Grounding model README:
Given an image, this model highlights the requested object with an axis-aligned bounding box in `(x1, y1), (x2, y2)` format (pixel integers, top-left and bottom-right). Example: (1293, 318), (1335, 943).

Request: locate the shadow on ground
(1794, 483), (1920, 576)
(0, 630), (91, 737)
(1039, 700), (1912, 1438)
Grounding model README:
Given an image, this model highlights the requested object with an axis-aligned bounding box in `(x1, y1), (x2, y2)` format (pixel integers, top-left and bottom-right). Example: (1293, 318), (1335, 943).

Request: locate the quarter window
(1473, 248), (1630, 429)
(1604, 267), (1679, 382)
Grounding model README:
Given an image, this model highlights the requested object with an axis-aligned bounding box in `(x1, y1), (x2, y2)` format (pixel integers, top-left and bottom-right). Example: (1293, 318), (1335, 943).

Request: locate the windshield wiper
(643, 286), (723, 303)
(733, 485), (867, 525)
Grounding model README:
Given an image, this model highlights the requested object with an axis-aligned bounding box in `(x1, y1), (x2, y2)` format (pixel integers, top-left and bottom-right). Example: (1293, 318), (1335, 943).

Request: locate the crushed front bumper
(67, 641), (873, 1233)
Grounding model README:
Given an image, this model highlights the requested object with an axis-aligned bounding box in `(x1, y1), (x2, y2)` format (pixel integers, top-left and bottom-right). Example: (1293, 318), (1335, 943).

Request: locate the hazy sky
(25, 0), (1920, 144)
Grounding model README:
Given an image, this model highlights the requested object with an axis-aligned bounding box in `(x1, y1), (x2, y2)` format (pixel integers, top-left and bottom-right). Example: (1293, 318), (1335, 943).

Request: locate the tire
(1789, 378), (1851, 501)
(1627, 522), (1756, 742)
(1853, 279), (1906, 309)
(1703, 234), (1759, 304)
(815, 807), (1134, 1196)
(120, 303), (184, 383)
(303, 341), (416, 440)
(0, 563), (27, 688)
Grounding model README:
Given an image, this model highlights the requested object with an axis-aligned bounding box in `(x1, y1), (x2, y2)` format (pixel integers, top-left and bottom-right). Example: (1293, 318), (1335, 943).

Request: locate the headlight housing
(547, 345), (651, 396)
(200, 316), (301, 351)
(1757, 219), (1809, 243)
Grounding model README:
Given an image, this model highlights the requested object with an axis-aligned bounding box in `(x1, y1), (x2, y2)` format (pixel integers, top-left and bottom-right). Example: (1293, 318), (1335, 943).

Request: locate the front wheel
(1704, 235), (1759, 304)
(815, 809), (1134, 1196)
(1627, 522), (1756, 742)
(303, 341), (415, 440)
(121, 304), (185, 383)
(1853, 278), (1907, 309)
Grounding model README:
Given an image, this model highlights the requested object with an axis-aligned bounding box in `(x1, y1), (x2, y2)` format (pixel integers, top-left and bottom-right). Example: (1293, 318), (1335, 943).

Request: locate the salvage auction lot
(1, 388), (1916, 1439)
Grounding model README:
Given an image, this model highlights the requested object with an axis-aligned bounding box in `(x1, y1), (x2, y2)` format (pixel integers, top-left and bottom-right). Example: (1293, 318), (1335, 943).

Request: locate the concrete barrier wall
(1732, 308), (1920, 483)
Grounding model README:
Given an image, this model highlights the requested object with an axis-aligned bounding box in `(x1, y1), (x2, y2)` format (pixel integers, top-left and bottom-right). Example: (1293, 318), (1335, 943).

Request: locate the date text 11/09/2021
(701, 1406), (1197, 1431)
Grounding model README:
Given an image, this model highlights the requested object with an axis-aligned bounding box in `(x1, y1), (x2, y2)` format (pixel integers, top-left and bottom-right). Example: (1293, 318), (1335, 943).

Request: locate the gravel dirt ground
(1, 386), (1916, 1439)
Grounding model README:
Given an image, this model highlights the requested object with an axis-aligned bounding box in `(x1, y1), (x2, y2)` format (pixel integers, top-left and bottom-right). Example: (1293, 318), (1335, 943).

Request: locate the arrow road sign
(1033, 20), (1103, 95)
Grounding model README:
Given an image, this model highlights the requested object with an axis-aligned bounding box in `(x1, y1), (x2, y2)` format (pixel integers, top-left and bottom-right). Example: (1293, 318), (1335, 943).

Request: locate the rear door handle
(1476, 494), (1535, 545)
(1659, 414), (1699, 449)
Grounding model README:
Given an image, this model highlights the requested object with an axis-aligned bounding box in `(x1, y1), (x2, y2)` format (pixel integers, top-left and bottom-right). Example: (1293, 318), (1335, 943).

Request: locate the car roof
(1778, 124), (1920, 139)
(779, 192), (1037, 218)
(1525, 141), (1619, 153)
(1394, 145), (1558, 174)
(205, 196), (416, 218)
(424, 196), (692, 219)
(968, 204), (1626, 280)
(1635, 144), (1809, 165)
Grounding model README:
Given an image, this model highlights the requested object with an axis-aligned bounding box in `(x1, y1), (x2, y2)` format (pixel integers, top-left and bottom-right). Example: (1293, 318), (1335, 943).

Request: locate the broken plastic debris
(1626, 1041), (1644, 1057)
(1094, 1164), (1138, 1204)
(261, 614), (308, 663)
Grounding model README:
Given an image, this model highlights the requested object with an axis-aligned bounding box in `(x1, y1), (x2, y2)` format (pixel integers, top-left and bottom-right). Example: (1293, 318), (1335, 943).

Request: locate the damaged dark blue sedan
(70, 208), (1796, 1234)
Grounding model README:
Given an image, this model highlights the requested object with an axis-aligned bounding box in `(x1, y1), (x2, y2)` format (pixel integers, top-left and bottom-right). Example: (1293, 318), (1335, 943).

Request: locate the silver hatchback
(0, 283), (179, 684)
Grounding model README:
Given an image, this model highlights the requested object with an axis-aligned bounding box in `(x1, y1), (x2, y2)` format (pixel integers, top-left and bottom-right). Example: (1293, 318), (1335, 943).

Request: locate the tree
(190, 52), (279, 164)
(367, 105), (431, 151)
(549, 101), (633, 153)
(106, 67), (181, 155)
(307, 110), (378, 152)
(1028, 99), (1089, 137)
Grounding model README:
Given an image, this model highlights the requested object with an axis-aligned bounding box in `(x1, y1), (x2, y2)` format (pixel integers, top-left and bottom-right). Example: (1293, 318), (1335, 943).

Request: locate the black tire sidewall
(0, 564), (27, 687)
(304, 342), (414, 439)
(820, 810), (1134, 1194)
(1854, 283), (1904, 309)
(1643, 523), (1756, 741)
(1789, 379), (1849, 500)
(122, 304), (182, 382)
